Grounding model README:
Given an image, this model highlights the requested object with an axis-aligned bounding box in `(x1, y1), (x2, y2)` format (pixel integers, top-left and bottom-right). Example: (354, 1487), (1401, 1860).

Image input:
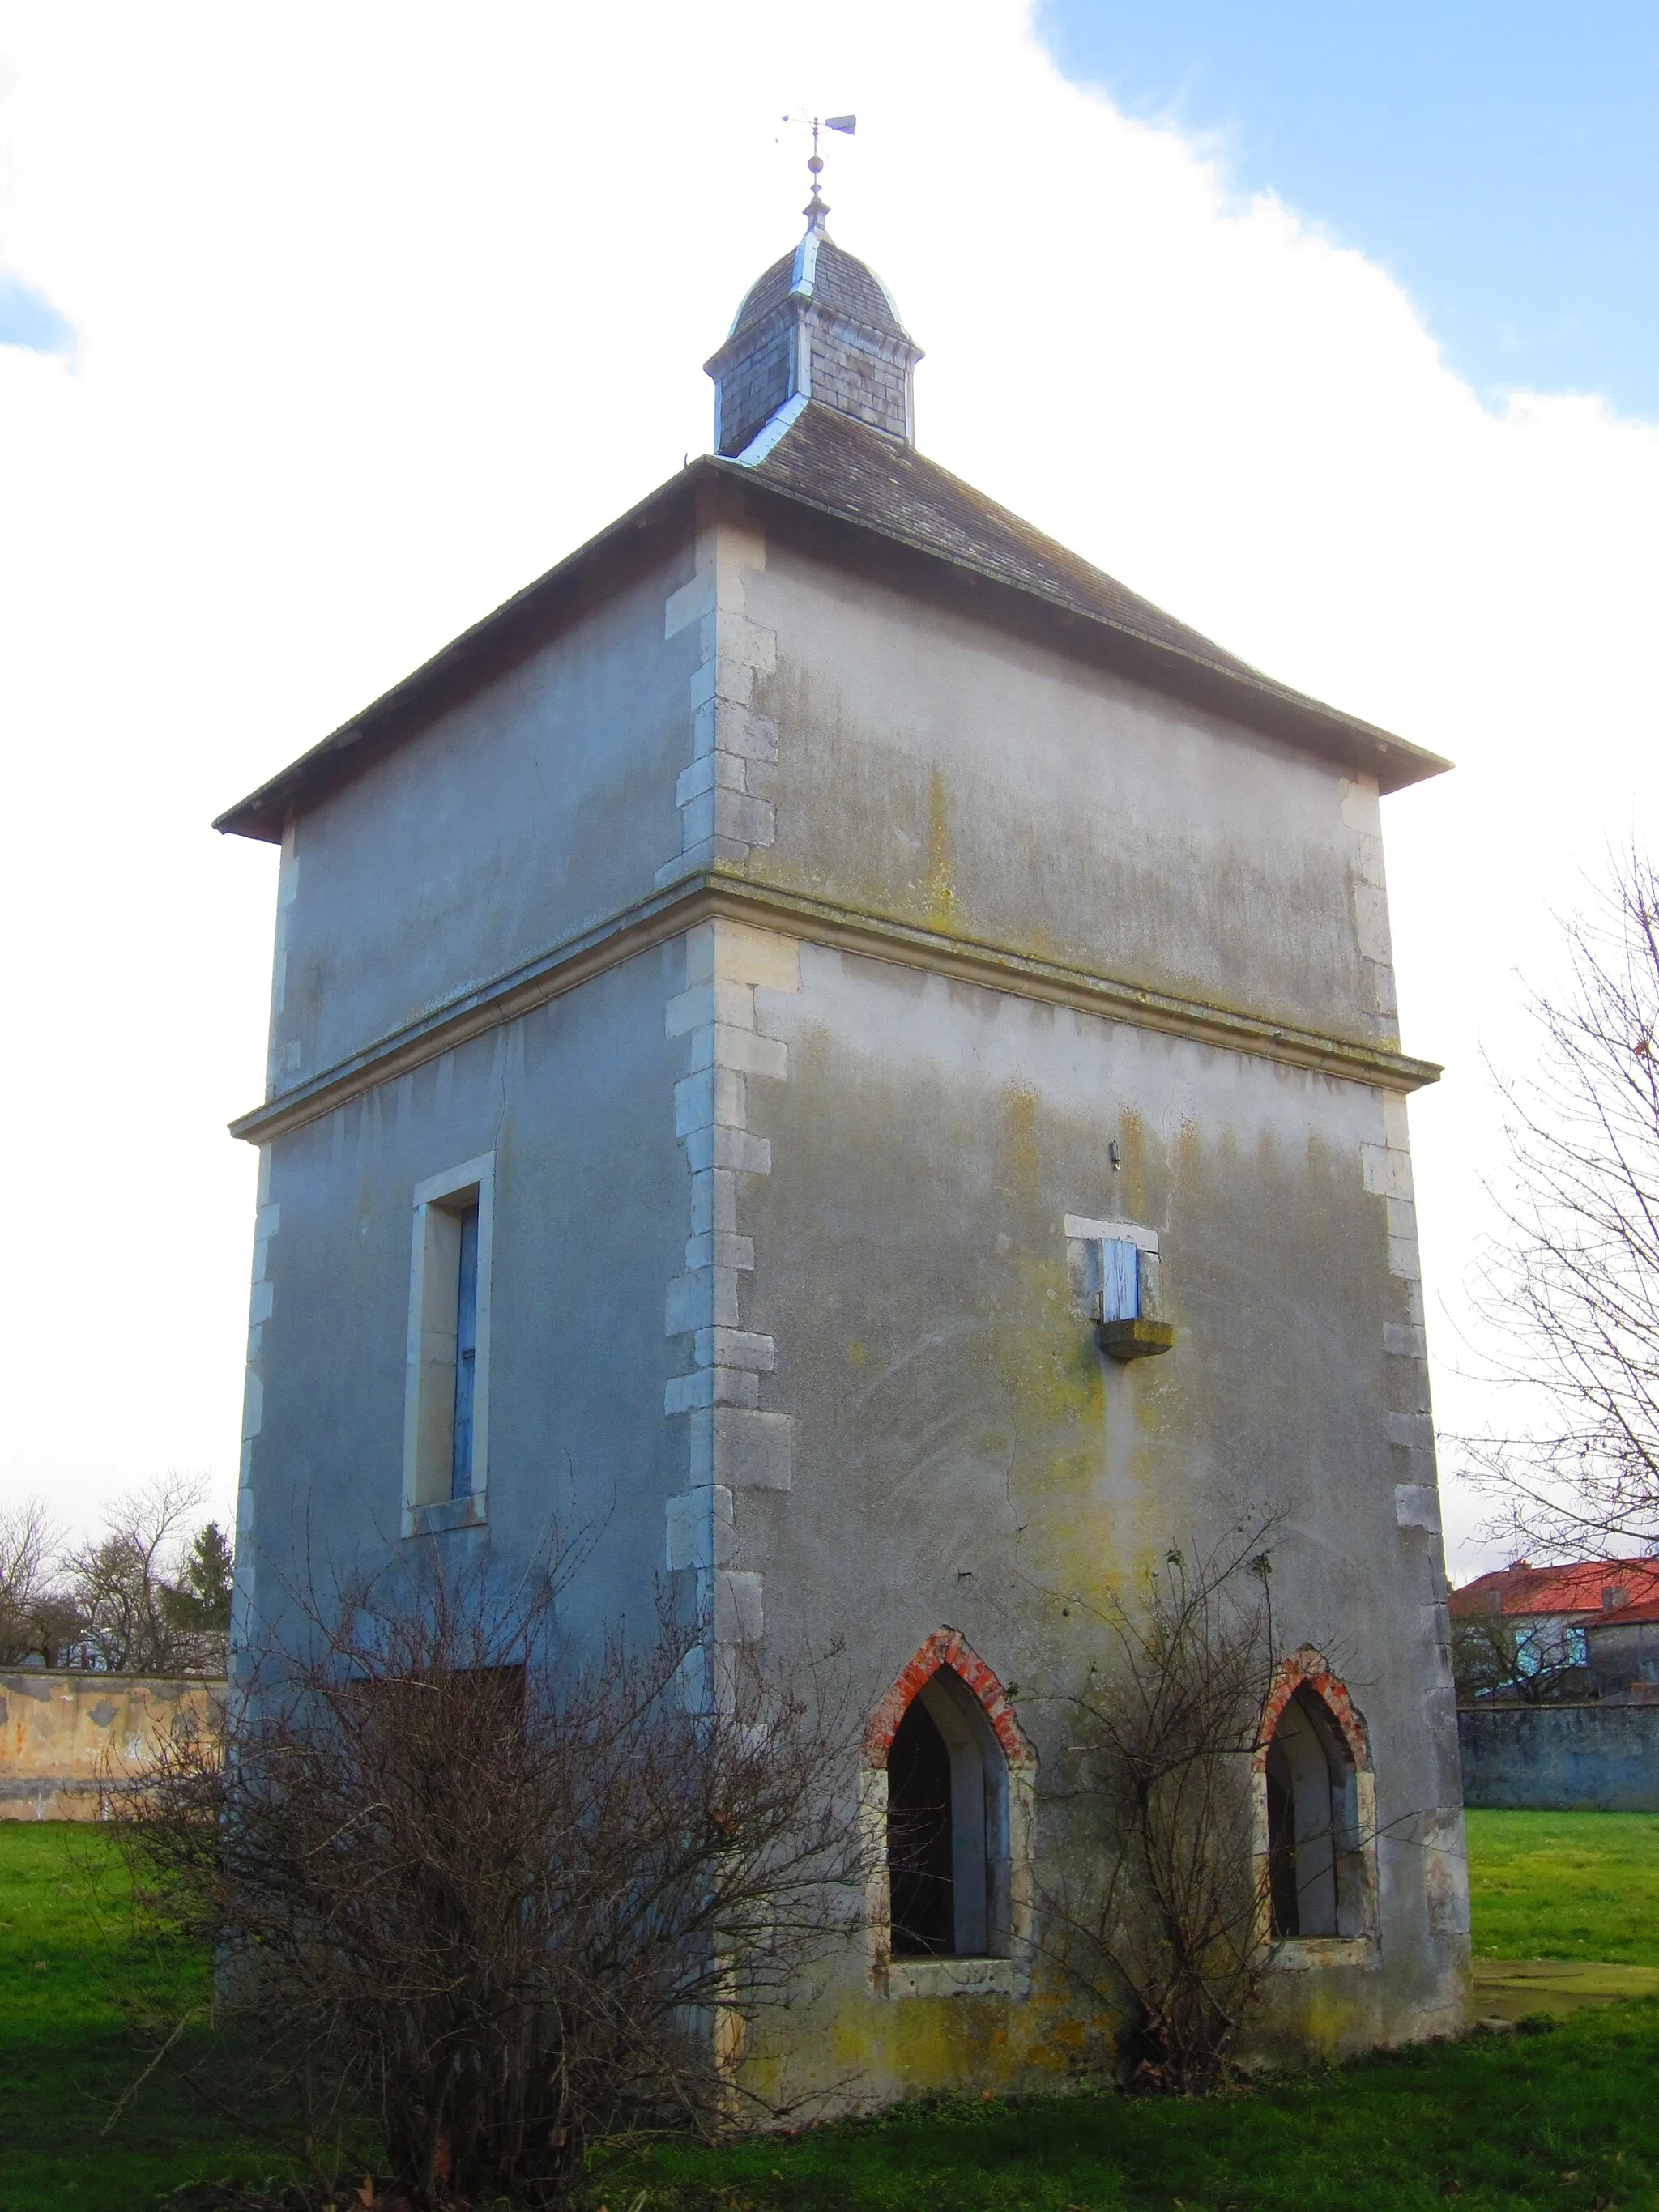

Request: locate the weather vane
(781, 112), (856, 226)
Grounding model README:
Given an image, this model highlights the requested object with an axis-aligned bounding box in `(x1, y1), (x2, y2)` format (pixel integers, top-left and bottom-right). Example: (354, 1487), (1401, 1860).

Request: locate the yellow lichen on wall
(924, 765), (957, 929)
(816, 1980), (1104, 2103)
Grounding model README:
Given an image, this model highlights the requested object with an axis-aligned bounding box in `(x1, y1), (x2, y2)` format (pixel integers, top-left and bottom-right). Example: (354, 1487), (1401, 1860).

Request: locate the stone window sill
(1271, 1934), (1379, 1971)
(405, 1494), (488, 1538)
(881, 1955), (1027, 2000)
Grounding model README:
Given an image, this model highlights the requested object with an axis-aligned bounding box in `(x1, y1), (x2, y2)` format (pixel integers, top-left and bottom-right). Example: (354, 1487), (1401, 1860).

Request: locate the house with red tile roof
(1450, 1559), (1659, 1680)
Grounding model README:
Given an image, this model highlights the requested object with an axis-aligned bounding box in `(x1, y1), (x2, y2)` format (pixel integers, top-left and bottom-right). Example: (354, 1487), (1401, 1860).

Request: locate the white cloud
(1, 0), (1654, 1567)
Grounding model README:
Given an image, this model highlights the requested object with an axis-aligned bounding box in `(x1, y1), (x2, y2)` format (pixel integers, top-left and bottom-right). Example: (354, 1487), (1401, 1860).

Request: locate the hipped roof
(1450, 1559), (1659, 1620)
(216, 402), (1450, 844)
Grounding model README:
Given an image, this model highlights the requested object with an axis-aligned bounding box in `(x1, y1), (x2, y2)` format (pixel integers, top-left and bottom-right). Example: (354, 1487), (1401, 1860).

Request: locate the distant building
(216, 180), (1466, 2094)
(1451, 1559), (1659, 1681)
(1583, 1595), (1659, 1702)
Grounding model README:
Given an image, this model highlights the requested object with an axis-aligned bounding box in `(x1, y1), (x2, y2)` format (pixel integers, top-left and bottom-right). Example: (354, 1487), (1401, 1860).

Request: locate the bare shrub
(1036, 1529), (1280, 2093)
(108, 1549), (861, 2207)
(1463, 850), (1659, 1558)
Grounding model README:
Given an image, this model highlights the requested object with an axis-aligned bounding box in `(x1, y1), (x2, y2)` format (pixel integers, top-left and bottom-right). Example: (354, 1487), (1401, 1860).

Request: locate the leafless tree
(106, 1548), (863, 2207)
(0, 1498), (76, 1665)
(1034, 1528), (1281, 2094)
(1461, 850), (1659, 1559)
(66, 1474), (223, 1673)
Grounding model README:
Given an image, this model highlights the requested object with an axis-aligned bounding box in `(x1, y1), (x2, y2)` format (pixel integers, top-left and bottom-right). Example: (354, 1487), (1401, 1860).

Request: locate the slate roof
(1450, 1559), (1659, 1620)
(730, 237), (907, 342)
(750, 403), (1283, 688)
(215, 400), (1449, 842)
(742, 402), (1449, 791)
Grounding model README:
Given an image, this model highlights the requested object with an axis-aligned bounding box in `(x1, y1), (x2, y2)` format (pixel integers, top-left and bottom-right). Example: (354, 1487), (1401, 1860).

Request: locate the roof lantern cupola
(706, 118), (923, 463)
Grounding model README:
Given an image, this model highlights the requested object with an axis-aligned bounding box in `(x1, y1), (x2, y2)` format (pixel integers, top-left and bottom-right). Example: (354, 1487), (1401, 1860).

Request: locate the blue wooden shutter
(450, 1204), (480, 1498)
(1100, 1238), (1140, 1323)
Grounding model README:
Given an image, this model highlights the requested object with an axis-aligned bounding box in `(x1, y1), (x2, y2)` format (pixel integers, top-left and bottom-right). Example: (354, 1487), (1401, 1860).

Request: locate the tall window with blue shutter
(450, 1202), (480, 1498)
(403, 1154), (493, 1534)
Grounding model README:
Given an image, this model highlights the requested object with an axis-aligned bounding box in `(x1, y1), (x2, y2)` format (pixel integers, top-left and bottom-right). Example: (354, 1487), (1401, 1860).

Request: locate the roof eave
(212, 462), (711, 843)
(712, 454), (1451, 796)
(215, 440), (1450, 843)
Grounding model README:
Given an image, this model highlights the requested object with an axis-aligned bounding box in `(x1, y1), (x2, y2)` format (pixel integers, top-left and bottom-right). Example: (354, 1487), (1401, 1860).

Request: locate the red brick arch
(864, 1627), (1034, 1771)
(1255, 1645), (1371, 1773)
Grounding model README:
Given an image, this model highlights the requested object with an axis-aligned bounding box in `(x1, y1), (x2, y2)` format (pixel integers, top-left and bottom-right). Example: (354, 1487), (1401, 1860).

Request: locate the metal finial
(782, 112), (855, 231)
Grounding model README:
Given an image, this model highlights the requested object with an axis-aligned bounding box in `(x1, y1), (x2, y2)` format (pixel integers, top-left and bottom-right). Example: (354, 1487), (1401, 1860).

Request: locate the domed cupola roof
(705, 200), (923, 462)
(728, 233), (910, 347)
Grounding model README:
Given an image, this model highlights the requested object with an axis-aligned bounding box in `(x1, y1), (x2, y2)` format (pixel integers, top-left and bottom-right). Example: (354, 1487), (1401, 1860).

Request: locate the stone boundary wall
(0, 1670), (224, 1820)
(1458, 1703), (1659, 1812)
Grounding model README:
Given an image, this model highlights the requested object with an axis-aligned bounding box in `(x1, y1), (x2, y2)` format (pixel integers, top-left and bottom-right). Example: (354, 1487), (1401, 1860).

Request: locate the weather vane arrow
(782, 111), (856, 228)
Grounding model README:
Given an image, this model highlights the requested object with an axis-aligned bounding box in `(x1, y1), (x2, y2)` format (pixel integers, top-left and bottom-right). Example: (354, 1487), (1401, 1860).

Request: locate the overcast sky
(2, 1), (1655, 1576)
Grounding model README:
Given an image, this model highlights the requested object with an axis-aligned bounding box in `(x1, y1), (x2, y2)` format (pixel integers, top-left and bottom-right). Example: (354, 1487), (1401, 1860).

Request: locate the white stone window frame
(402, 1153), (495, 1538)
(1063, 1213), (1162, 1323)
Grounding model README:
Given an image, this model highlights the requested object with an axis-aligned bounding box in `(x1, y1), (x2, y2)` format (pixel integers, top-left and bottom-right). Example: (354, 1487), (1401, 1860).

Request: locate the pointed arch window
(886, 1666), (1009, 1957)
(1256, 1650), (1379, 1963)
(864, 1630), (1037, 1990)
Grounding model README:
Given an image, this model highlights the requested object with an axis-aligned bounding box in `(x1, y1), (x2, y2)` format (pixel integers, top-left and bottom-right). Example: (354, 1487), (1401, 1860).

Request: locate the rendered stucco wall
(242, 946), (687, 1647)
(0, 1673), (224, 1820)
(744, 524), (1398, 1051)
(1459, 1705), (1659, 1811)
(708, 934), (1464, 2100)
(268, 538), (698, 1099)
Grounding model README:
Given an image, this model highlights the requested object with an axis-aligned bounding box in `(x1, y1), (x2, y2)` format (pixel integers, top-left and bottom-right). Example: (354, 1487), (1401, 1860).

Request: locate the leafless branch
(1455, 849), (1659, 1559)
(105, 1541), (864, 2206)
(1029, 1523), (1282, 2093)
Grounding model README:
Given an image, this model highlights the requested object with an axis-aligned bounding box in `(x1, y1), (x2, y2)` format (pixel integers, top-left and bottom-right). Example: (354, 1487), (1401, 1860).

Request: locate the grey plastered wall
(1459, 1705), (1659, 1811)
(724, 941), (1463, 2089)
(740, 522), (1398, 1049)
(229, 460), (1458, 2098)
(268, 534), (699, 1097)
(244, 945), (687, 1643)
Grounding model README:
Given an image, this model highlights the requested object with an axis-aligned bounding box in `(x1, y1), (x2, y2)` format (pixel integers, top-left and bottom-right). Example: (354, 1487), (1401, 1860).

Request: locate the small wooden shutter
(1100, 1238), (1140, 1324)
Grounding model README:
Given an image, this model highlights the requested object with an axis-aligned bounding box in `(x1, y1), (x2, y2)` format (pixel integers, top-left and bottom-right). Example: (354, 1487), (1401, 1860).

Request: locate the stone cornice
(229, 872), (1442, 1145)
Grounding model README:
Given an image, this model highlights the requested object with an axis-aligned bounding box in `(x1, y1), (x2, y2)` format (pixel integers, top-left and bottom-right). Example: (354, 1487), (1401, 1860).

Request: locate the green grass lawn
(1466, 1808), (1659, 1966)
(4, 1811), (1659, 2210)
(591, 2010), (1659, 2210)
(0, 1822), (299, 2212)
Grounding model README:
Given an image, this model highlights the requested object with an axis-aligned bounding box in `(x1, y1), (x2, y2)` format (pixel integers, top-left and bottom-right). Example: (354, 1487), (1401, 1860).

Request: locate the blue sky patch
(1038, 1), (1659, 420)
(0, 276), (75, 356)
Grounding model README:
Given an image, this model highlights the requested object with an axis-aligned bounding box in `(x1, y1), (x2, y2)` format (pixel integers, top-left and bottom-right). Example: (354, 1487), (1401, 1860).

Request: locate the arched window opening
(887, 1697), (954, 1954)
(1264, 1684), (1363, 1940)
(885, 1665), (1011, 1958)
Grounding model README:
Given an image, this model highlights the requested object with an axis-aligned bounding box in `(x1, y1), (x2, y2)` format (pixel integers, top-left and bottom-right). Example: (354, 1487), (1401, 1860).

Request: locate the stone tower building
(217, 191), (1467, 2099)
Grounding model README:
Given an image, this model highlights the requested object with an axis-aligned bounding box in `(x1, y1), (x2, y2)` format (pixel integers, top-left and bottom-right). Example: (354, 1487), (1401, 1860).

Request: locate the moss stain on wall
(925, 765), (957, 929)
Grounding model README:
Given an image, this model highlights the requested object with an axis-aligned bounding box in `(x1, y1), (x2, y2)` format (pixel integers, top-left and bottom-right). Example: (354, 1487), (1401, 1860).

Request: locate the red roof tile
(1586, 1596), (1659, 1630)
(1450, 1559), (1659, 1620)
